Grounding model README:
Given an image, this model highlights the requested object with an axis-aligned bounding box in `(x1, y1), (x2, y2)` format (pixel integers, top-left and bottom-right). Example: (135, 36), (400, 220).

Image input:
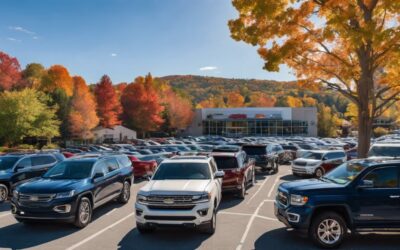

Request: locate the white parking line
(219, 211), (252, 217)
(267, 175), (281, 198)
(105, 208), (117, 216)
(66, 212), (135, 250)
(256, 215), (278, 221)
(246, 176), (269, 205)
(0, 212), (11, 218)
(236, 201), (265, 250)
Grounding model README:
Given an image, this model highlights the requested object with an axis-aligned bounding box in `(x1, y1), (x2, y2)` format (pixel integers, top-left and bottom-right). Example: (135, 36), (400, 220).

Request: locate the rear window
(213, 156), (239, 169)
(242, 146), (266, 155)
(368, 146), (400, 158)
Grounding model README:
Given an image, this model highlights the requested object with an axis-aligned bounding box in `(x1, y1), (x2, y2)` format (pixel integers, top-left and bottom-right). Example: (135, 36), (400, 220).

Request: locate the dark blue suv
(275, 159), (400, 248)
(11, 155), (133, 228)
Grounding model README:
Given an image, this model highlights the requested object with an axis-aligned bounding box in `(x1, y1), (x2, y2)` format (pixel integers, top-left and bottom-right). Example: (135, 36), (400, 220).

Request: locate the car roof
(211, 152), (238, 157)
(371, 143), (400, 147)
(164, 156), (211, 163)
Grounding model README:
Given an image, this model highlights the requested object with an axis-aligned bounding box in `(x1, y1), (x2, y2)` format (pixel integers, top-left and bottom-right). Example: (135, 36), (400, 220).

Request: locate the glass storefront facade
(203, 119), (308, 137)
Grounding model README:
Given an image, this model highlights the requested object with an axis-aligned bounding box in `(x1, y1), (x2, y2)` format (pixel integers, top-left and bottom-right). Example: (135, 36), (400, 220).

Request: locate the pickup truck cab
(242, 144), (279, 173)
(0, 153), (63, 203)
(275, 159), (400, 248)
(11, 155), (133, 228)
(135, 156), (224, 234)
(212, 152), (256, 199)
(292, 150), (346, 178)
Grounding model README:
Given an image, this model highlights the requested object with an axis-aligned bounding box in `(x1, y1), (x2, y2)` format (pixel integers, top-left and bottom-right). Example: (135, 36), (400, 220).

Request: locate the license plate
(30, 196), (39, 201)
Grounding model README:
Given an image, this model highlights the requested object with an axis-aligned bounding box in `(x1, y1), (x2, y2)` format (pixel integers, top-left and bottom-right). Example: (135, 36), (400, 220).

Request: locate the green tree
(21, 63), (46, 89)
(49, 89), (71, 140)
(0, 89), (60, 145)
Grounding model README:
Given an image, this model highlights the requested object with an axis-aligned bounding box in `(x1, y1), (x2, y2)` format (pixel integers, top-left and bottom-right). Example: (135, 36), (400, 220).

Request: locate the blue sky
(0, 0), (295, 84)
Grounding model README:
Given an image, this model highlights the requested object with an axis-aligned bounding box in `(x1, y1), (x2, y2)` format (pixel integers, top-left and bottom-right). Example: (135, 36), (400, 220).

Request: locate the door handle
(389, 195), (400, 199)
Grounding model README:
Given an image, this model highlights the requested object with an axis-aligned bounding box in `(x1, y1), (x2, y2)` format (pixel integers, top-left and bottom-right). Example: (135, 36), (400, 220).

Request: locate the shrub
(373, 127), (389, 138)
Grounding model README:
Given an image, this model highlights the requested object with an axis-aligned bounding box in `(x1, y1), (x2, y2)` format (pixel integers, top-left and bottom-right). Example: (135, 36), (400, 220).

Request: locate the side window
(363, 167), (399, 188)
(93, 161), (107, 177)
(324, 153), (333, 160)
(32, 156), (56, 166)
(117, 155), (132, 168)
(16, 157), (31, 168)
(105, 159), (120, 173)
(237, 155), (244, 168)
(209, 159), (217, 174)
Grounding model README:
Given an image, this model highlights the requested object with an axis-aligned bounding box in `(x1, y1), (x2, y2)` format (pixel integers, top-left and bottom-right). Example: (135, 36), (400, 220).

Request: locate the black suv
(242, 144), (279, 173)
(11, 154), (133, 228)
(275, 159), (400, 248)
(0, 153), (64, 203)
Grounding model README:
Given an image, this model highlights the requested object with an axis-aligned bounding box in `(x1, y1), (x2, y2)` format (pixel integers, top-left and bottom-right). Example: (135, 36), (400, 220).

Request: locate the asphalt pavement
(0, 165), (400, 250)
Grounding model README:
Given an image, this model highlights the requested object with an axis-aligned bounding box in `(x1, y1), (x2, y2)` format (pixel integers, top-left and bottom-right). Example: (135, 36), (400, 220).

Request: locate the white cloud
(32, 36), (39, 40)
(7, 37), (21, 42)
(9, 26), (35, 35)
(110, 53), (117, 57)
(199, 66), (218, 71)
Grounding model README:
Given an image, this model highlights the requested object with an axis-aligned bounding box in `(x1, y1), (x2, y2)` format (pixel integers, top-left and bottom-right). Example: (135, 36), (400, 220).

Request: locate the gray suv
(0, 153), (64, 202)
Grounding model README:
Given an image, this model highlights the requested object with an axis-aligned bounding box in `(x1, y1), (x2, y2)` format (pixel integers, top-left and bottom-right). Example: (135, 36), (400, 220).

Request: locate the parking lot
(1, 164), (400, 250)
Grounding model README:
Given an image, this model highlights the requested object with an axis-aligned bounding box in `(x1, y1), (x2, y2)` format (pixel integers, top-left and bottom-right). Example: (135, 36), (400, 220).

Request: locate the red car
(127, 155), (157, 179)
(212, 152), (256, 199)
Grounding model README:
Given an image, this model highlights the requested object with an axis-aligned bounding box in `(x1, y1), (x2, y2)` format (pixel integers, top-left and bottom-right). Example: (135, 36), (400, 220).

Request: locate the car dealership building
(185, 107), (317, 137)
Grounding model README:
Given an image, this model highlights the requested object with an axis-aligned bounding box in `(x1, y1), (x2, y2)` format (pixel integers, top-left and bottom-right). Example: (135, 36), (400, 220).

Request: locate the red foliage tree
(121, 74), (164, 135)
(162, 90), (194, 130)
(94, 75), (122, 128)
(0, 51), (22, 91)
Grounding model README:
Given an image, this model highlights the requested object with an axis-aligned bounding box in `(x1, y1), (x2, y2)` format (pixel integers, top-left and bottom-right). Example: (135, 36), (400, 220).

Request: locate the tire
(118, 181), (131, 204)
(74, 197), (92, 228)
(137, 223), (155, 234)
(0, 184), (8, 203)
(201, 209), (216, 234)
(310, 212), (347, 249)
(315, 168), (325, 178)
(237, 179), (246, 199)
(273, 160), (279, 174)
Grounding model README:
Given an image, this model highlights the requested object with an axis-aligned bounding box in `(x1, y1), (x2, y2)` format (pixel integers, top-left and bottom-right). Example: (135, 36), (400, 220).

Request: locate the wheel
(137, 223), (155, 234)
(201, 209), (216, 234)
(237, 179), (246, 199)
(315, 168), (324, 178)
(250, 168), (256, 186)
(273, 160), (279, 174)
(310, 212), (347, 249)
(118, 181), (131, 204)
(0, 184), (8, 203)
(74, 197), (92, 228)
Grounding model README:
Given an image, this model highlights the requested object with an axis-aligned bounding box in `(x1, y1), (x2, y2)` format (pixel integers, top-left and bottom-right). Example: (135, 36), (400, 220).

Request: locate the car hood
(280, 178), (343, 193)
(17, 178), (85, 194)
(141, 180), (211, 194)
(294, 159), (321, 164)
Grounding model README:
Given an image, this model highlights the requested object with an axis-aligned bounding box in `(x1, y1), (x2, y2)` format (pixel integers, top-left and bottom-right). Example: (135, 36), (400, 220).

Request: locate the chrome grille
(19, 193), (55, 203)
(146, 195), (193, 204)
(294, 161), (307, 166)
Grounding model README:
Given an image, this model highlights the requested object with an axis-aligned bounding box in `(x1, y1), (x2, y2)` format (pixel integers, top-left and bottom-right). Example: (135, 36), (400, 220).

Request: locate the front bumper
(135, 201), (214, 227)
(291, 165), (316, 176)
(274, 201), (312, 233)
(11, 197), (78, 222)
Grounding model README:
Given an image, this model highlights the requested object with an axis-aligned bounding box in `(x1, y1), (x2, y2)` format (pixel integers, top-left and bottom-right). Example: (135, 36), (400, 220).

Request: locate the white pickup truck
(135, 156), (224, 234)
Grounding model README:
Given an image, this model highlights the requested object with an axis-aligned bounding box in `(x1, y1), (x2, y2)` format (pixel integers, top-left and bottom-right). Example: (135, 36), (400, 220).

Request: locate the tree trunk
(357, 105), (372, 158)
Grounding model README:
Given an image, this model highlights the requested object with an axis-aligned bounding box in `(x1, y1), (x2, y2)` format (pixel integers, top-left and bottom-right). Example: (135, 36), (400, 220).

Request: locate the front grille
(19, 193), (55, 203)
(146, 195), (194, 204)
(144, 215), (196, 221)
(294, 161), (307, 166)
(277, 191), (289, 207)
(147, 205), (195, 210)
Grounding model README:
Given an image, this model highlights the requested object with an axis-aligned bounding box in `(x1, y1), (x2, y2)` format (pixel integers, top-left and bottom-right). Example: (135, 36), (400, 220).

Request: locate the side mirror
(358, 179), (374, 189)
(214, 171), (225, 179)
(93, 172), (104, 180)
(14, 165), (24, 172)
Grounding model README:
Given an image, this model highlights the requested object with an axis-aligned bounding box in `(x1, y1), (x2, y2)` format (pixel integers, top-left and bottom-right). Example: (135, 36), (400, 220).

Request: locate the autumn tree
(197, 96), (226, 108)
(225, 91), (245, 107)
(41, 65), (74, 96)
(94, 75), (122, 128)
(0, 51), (21, 91)
(21, 63), (46, 89)
(69, 76), (99, 139)
(0, 89), (60, 145)
(229, 0), (400, 157)
(287, 96), (303, 108)
(121, 74), (164, 136)
(162, 90), (194, 133)
(248, 93), (276, 107)
(317, 104), (342, 137)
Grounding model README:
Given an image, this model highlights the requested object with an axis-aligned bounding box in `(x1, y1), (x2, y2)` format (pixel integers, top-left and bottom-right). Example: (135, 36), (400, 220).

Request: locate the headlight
(192, 192), (211, 203)
(55, 190), (75, 199)
(136, 194), (148, 204)
(13, 190), (19, 199)
(290, 194), (308, 206)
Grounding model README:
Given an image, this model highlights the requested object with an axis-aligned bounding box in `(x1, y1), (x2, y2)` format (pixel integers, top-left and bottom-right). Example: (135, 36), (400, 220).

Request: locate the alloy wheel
(123, 182), (130, 201)
(317, 219), (342, 245)
(0, 186), (7, 202)
(79, 200), (90, 224)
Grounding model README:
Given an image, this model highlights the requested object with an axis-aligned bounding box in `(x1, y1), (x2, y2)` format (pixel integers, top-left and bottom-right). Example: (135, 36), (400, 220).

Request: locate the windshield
(302, 152), (324, 160)
(242, 146), (266, 155)
(368, 146), (400, 157)
(0, 156), (20, 171)
(43, 161), (94, 179)
(213, 156), (239, 169)
(152, 162), (211, 180)
(323, 162), (366, 185)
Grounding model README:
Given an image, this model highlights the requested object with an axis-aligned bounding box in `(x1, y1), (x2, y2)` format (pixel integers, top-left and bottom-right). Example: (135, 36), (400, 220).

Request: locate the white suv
(135, 156), (224, 234)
